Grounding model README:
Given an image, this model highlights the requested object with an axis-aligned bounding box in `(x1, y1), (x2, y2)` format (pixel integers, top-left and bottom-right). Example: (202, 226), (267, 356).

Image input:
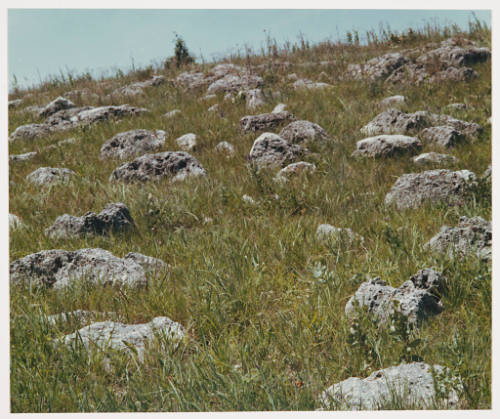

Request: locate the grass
(9, 21), (491, 412)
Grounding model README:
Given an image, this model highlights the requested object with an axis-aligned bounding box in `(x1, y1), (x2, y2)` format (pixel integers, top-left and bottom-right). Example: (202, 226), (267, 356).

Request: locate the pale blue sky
(8, 9), (491, 89)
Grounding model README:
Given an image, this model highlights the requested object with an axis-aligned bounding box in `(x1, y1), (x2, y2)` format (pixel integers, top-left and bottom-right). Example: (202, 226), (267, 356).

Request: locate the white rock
(176, 133), (198, 151)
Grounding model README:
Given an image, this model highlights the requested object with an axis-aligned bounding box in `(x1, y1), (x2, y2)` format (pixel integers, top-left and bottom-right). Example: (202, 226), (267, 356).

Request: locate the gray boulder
(319, 362), (460, 410)
(109, 151), (207, 183)
(45, 202), (135, 239)
(426, 216), (491, 260)
(100, 129), (166, 160)
(9, 124), (52, 142)
(272, 103), (287, 113)
(345, 270), (445, 326)
(279, 120), (331, 144)
(39, 97), (76, 118)
(248, 133), (306, 170)
(214, 141), (235, 157)
(62, 316), (185, 361)
(419, 126), (466, 148)
(26, 167), (76, 187)
(385, 169), (476, 210)
(360, 109), (433, 136)
(352, 135), (421, 158)
(240, 111), (295, 132)
(175, 133), (198, 151)
(207, 73), (264, 94)
(10, 248), (164, 289)
(246, 88), (266, 110)
(413, 152), (457, 166)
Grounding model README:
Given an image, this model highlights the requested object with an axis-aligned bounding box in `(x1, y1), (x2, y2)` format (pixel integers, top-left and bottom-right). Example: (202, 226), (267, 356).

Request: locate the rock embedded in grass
(274, 161), (316, 183)
(345, 270), (445, 326)
(419, 126), (466, 148)
(272, 103), (287, 113)
(425, 216), (491, 260)
(38, 96), (76, 118)
(293, 79), (331, 90)
(379, 95), (406, 108)
(246, 88), (266, 110)
(62, 316), (185, 362)
(10, 248), (165, 289)
(315, 224), (362, 244)
(9, 151), (38, 162)
(412, 152), (457, 166)
(346, 52), (409, 81)
(45, 202), (135, 239)
(26, 167), (76, 187)
(352, 135), (421, 158)
(163, 109), (181, 119)
(385, 169), (476, 210)
(100, 129), (166, 160)
(9, 123), (52, 142)
(9, 98), (23, 109)
(248, 133), (306, 170)
(279, 120), (331, 144)
(207, 73), (264, 94)
(318, 362), (460, 410)
(175, 133), (198, 151)
(360, 108), (432, 136)
(240, 111), (295, 133)
(109, 151), (207, 183)
(214, 141), (235, 157)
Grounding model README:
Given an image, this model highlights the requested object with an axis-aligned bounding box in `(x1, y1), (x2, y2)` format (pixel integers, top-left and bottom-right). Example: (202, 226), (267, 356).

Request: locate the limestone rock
(175, 133), (198, 151)
(109, 151), (207, 183)
(345, 270), (444, 325)
(10, 151), (37, 162)
(100, 129), (166, 160)
(248, 133), (306, 169)
(214, 141), (235, 157)
(419, 126), (466, 148)
(10, 248), (164, 289)
(163, 109), (181, 119)
(412, 152), (457, 166)
(45, 203), (134, 239)
(360, 109), (433, 136)
(319, 362), (460, 410)
(274, 161), (316, 183)
(207, 73), (264, 94)
(352, 135), (421, 158)
(385, 169), (476, 210)
(380, 95), (406, 108)
(39, 97), (76, 118)
(346, 52), (409, 81)
(9, 124), (51, 142)
(26, 167), (76, 187)
(240, 111), (295, 133)
(279, 120), (331, 144)
(316, 224), (362, 244)
(426, 216), (491, 260)
(124, 252), (169, 272)
(62, 316), (185, 361)
(293, 79), (331, 90)
(272, 103), (287, 113)
(246, 89), (266, 110)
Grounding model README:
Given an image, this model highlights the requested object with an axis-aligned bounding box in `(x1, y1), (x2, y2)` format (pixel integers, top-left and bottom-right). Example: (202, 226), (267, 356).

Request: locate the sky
(8, 9), (491, 89)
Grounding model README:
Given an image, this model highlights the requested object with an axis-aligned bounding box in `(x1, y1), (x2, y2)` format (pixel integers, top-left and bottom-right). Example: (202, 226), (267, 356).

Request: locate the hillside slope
(9, 23), (491, 412)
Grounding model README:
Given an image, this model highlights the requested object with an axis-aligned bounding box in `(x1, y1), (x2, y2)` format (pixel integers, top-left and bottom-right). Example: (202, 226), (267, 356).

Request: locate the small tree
(173, 34), (194, 68)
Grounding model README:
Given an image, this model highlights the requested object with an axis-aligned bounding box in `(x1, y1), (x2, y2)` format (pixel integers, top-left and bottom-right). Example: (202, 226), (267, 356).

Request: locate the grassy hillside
(9, 21), (491, 412)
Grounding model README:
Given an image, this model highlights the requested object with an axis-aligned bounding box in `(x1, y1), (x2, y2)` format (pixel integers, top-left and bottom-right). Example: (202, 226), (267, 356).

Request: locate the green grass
(9, 22), (491, 412)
